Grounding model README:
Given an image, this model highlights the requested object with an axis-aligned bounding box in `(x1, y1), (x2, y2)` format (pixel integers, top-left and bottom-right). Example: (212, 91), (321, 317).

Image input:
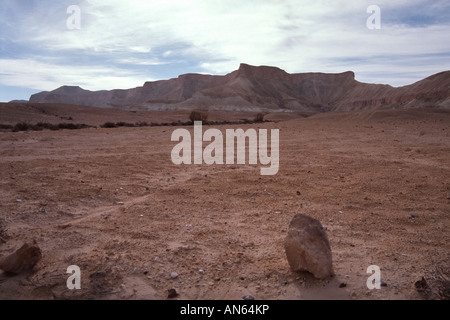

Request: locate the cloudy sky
(0, 0), (449, 102)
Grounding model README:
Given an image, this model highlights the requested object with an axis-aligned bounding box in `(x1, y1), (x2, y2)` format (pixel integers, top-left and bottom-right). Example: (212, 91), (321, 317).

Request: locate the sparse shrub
(101, 122), (117, 128)
(13, 122), (30, 132)
(0, 124), (13, 131)
(58, 123), (78, 130)
(189, 110), (208, 122)
(31, 124), (44, 131)
(255, 113), (265, 122)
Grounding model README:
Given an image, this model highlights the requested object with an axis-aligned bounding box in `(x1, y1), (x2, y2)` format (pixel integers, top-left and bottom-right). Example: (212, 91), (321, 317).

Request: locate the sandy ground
(0, 108), (449, 300)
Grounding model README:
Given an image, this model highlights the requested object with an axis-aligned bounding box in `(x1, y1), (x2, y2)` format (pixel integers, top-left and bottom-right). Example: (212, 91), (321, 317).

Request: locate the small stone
(167, 288), (178, 299)
(415, 277), (428, 292)
(410, 213), (419, 218)
(0, 243), (42, 274)
(198, 269), (205, 274)
(243, 295), (255, 300)
(16, 199), (22, 203)
(154, 257), (160, 262)
(338, 211), (343, 214)
(171, 272), (179, 279)
(208, 281), (214, 286)
(296, 191), (301, 196)
(339, 282), (347, 288)
(380, 281), (387, 287)
(116, 201), (124, 205)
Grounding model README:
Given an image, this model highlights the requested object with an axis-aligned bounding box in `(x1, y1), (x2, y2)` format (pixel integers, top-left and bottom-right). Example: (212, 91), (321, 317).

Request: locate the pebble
(410, 213), (419, 218)
(116, 201), (124, 205)
(16, 199), (22, 203)
(339, 283), (347, 288)
(243, 295), (255, 300)
(167, 288), (178, 299)
(154, 257), (160, 262)
(171, 272), (179, 279)
(198, 269), (205, 274)
(0, 242), (41, 274)
(296, 191), (301, 196)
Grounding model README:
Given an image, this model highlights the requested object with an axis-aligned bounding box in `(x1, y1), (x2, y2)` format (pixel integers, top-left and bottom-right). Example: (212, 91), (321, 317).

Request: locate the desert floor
(0, 108), (449, 300)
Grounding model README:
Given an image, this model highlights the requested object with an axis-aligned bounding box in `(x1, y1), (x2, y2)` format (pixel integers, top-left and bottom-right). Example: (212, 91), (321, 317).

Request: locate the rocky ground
(0, 108), (449, 300)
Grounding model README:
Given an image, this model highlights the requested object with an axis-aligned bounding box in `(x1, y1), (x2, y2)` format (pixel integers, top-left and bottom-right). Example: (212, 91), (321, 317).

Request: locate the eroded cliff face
(29, 64), (450, 112)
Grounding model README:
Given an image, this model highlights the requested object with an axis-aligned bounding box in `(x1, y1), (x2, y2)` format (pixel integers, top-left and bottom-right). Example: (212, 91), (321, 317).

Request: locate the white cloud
(0, 58), (153, 91)
(1, 0), (449, 96)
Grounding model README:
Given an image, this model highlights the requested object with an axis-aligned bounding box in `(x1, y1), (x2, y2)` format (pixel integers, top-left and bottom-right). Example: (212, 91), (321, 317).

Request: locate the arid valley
(0, 104), (449, 300)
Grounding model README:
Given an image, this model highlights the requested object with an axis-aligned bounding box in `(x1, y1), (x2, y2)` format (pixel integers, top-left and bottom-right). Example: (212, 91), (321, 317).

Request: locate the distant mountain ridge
(29, 63), (450, 112)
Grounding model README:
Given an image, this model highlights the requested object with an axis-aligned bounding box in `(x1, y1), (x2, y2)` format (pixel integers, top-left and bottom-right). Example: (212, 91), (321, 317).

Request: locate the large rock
(284, 214), (333, 279)
(0, 242), (42, 274)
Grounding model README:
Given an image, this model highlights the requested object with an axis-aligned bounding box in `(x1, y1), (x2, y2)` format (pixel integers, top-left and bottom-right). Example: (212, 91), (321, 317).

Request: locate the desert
(0, 102), (449, 300)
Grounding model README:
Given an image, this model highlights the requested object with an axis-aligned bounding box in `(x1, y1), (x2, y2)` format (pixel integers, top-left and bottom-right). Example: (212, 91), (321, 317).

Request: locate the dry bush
(189, 110), (208, 122)
(255, 113), (265, 122)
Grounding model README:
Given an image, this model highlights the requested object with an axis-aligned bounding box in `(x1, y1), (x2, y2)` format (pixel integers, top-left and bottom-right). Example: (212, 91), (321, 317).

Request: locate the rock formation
(29, 64), (450, 112)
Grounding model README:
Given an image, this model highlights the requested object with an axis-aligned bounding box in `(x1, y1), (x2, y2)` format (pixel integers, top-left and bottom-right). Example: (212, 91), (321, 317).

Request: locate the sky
(0, 0), (449, 102)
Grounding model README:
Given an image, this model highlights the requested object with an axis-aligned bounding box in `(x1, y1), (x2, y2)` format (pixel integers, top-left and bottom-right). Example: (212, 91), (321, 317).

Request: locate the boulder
(0, 242), (42, 274)
(284, 214), (333, 279)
